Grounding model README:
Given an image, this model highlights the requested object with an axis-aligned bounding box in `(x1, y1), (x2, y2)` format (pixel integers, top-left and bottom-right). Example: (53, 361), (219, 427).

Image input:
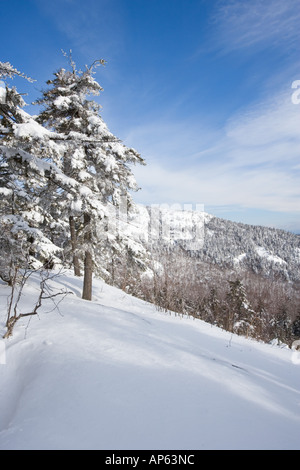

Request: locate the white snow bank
(0, 271), (299, 450)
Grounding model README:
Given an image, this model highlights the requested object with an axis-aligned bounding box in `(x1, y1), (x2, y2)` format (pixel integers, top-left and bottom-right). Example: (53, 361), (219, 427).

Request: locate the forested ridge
(1, 58), (299, 346)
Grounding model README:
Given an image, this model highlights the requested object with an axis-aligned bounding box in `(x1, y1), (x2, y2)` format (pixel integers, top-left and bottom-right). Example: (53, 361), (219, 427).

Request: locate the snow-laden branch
(0, 61), (35, 82)
(0, 145), (108, 218)
(0, 105), (120, 144)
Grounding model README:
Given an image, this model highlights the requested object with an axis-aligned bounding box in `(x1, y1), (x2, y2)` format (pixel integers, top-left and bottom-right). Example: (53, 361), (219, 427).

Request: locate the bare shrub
(3, 265), (70, 339)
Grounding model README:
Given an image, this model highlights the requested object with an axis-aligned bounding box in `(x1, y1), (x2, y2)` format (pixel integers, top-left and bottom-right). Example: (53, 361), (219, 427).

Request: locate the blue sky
(1, 0), (300, 232)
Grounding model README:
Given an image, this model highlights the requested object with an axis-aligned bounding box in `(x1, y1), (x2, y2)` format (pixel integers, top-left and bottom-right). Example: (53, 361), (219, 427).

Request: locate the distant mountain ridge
(127, 205), (300, 282)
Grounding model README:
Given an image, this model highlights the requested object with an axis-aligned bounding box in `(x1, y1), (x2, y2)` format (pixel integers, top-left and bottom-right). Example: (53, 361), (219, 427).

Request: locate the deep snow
(0, 270), (300, 450)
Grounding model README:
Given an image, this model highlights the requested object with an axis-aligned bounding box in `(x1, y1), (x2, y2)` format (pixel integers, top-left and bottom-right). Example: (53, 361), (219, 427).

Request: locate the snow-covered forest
(123, 205), (300, 346)
(1, 57), (300, 451)
(1, 57), (300, 344)
(0, 57), (146, 305)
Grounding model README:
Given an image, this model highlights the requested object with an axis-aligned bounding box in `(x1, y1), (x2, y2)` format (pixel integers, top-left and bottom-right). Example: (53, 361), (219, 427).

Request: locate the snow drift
(0, 271), (300, 450)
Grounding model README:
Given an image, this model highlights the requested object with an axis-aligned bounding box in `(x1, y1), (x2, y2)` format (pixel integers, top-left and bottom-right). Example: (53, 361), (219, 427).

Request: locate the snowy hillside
(127, 205), (300, 282)
(0, 271), (300, 450)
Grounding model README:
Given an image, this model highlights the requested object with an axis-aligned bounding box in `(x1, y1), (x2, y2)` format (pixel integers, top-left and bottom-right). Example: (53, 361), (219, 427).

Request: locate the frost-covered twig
(0, 61), (35, 82)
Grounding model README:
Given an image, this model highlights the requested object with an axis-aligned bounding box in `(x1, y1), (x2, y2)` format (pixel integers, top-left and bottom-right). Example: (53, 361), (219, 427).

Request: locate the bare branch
(3, 267), (71, 338)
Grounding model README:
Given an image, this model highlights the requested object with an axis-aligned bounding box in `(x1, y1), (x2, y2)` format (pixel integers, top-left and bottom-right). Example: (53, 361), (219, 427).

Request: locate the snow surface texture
(0, 271), (300, 450)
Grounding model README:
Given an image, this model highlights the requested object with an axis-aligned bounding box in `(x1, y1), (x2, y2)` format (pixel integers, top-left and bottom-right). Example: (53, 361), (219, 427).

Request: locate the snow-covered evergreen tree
(225, 279), (254, 336)
(0, 63), (62, 280)
(272, 304), (292, 345)
(35, 53), (146, 299)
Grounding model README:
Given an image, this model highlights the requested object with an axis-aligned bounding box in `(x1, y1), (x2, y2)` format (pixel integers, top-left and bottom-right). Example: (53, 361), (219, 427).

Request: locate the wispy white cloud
(31, 0), (300, 230)
(224, 91), (300, 165)
(131, 87), (300, 223)
(211, 0), (300, 53)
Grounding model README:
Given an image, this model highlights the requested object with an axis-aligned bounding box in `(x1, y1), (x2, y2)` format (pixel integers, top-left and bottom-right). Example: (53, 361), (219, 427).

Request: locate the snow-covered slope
(0, 271), (300, 450)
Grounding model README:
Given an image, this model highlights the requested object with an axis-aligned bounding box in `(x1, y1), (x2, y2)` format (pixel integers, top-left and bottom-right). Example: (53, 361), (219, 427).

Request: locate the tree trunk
(69, 216), (81, 276)
(82, 213), (93, 301)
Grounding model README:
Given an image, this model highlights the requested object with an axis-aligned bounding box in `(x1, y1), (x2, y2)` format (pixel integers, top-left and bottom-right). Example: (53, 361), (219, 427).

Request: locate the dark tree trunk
(82, 213), (93, 301)
(69, 215), (81, 276)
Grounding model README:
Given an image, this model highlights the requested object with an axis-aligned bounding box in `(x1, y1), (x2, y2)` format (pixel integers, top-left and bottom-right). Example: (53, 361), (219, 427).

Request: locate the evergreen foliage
(0, 68), (62, 278)
(35, 54), (146, 299)
(0, 57), (146, 299)
(0, 58), (299, 346)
